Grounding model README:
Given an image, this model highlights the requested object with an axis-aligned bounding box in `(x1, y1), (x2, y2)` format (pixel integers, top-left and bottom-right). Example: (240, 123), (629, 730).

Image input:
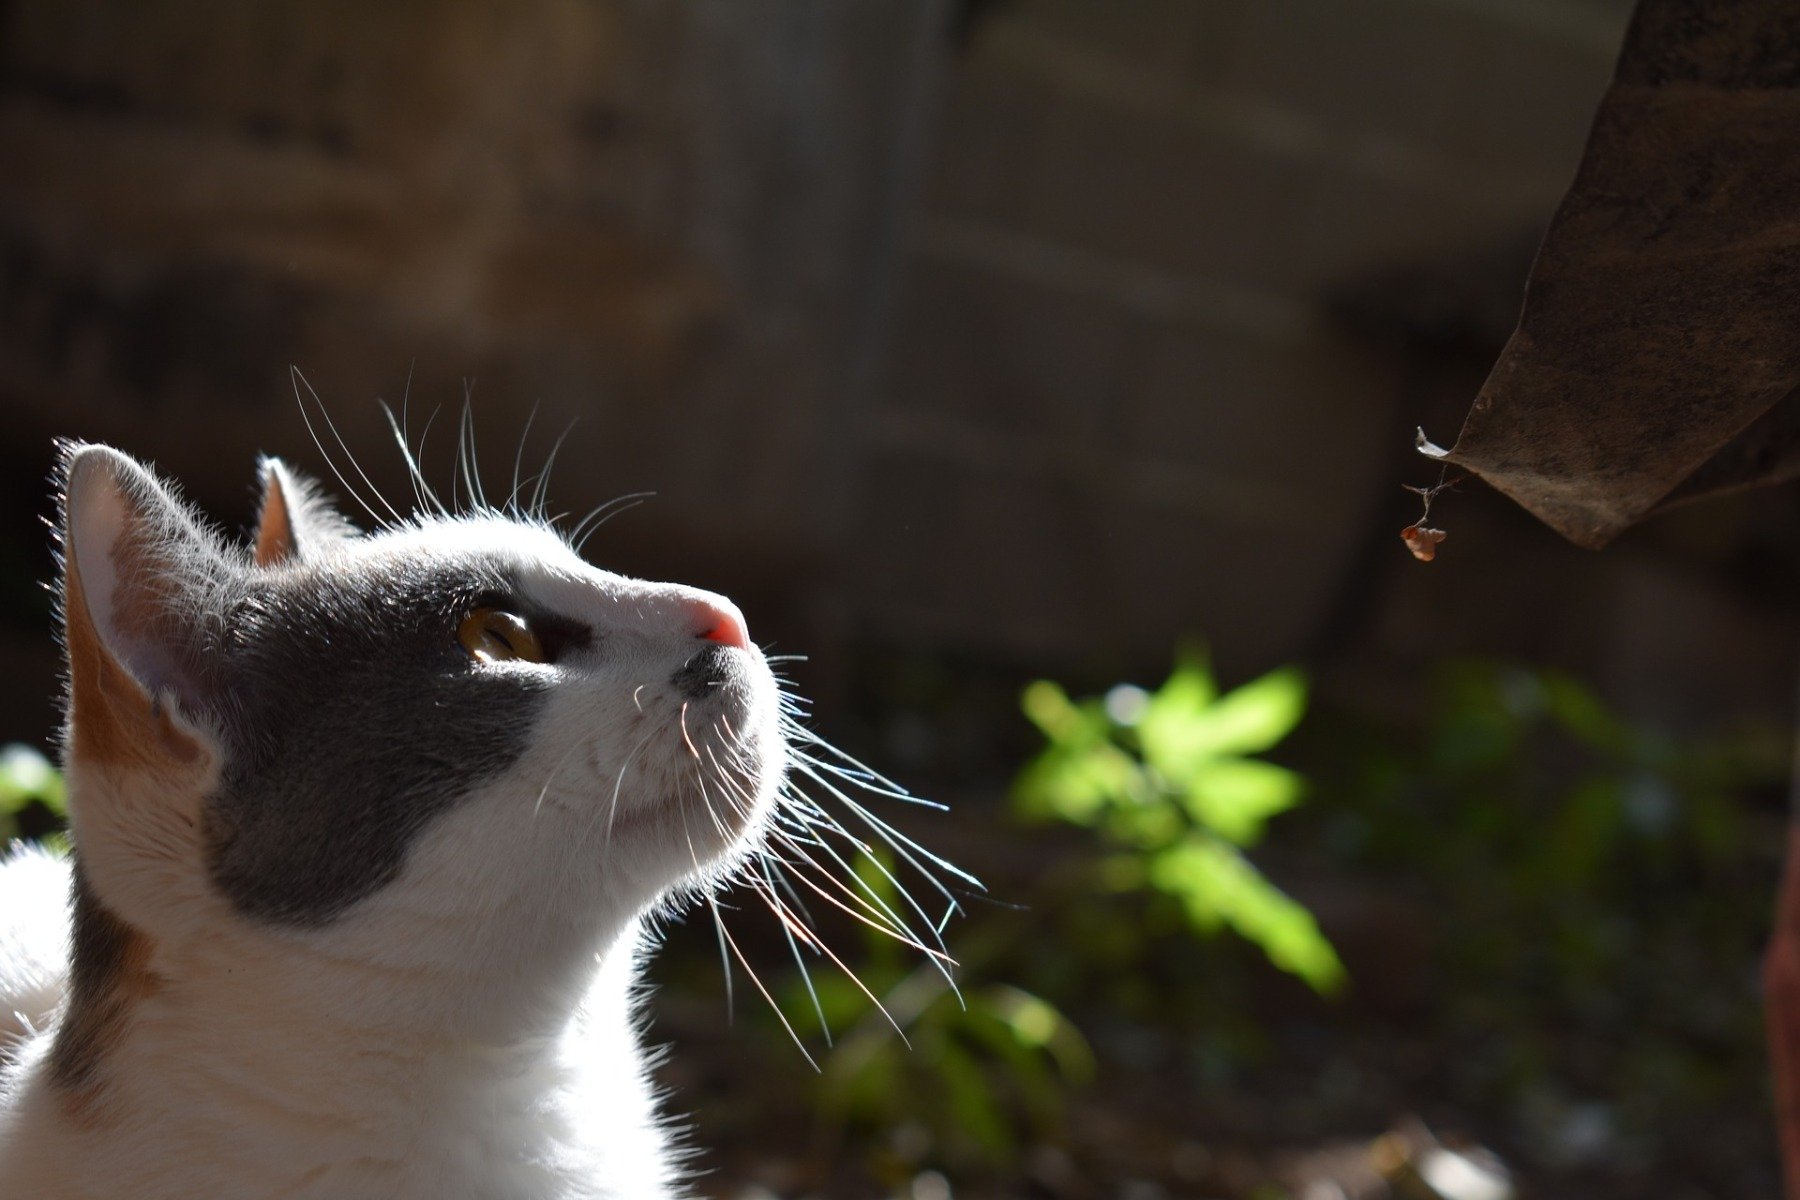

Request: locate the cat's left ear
(253, 457), (354, 566)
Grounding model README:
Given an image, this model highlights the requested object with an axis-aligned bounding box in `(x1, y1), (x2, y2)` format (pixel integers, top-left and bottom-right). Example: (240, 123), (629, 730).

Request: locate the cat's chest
(0, 930), (677, 1200)
(2, 1033), (669, 1200)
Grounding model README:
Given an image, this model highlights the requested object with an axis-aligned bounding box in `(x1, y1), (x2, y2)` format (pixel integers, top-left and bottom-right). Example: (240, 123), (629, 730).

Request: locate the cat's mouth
(658, 659), (782, 860)
(670, 642), (742, 700)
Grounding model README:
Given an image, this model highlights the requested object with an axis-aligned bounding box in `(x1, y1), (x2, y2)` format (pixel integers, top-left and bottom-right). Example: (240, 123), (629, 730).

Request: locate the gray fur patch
(202, 552), (568, 925)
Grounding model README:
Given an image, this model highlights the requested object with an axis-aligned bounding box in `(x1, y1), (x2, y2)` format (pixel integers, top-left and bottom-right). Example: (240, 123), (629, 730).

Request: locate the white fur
(0, 845), (69, 1049)
(0, 510), (783, 1199)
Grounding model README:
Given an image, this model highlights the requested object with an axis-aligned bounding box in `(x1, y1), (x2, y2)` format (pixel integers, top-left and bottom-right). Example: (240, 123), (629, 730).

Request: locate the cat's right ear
(57, 445), (230, 925)
(58, 443), (227, 760)
(253, 457), (354, 566)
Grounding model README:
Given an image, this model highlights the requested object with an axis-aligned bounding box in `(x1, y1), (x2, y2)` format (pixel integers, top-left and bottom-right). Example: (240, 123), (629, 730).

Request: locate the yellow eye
(458, 608), (546, 665)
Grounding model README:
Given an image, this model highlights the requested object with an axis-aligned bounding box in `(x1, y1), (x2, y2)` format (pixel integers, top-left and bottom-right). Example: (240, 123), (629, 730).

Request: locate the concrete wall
(853, 0), (1638, 679)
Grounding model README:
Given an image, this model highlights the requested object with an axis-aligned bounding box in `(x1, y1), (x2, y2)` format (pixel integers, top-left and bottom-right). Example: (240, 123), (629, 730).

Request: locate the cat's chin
(658, 730), (784, 873)
(554, 701), (783, 898)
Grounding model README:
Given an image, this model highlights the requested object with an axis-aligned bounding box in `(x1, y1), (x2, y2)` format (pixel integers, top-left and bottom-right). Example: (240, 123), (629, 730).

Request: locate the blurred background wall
(0, 0), (947, 743)
(2, 0), (1791, 755)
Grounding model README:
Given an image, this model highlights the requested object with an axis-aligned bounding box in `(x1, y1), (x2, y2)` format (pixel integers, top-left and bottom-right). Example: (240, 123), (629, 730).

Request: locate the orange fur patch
(50, 874), (165, 1130)
(253, 476), (294, 567)
(64, 544), (200, 769)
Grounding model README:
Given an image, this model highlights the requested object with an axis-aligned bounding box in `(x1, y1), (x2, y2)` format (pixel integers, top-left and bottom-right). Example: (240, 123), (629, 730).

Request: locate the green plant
(756, 649), (1342, 1179)
(814, 969), (1093, 1169)
(1322, 660), (1788, 1160)
(1014, 648), (1345, 994)
(793, 856), (1092, 1171)
(0, 743), (64, 846)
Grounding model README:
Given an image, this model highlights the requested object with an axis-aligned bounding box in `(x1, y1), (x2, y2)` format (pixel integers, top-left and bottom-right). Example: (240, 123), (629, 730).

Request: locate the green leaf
(1148, 835), (1346, 994)
(0, 745), (64, 845)
(985, 985), (1094, 1085)
(1137, 650), (1217, 741)
(1102, 797), (1181, 850)
(0, 744), (61, 814)
(1175, 758), (1306, 844)
(954, 1013), (1062, 1128)
(1021, 681), (1108, 747)
(1538, 776), (1624, 886)
(933, 1038), (1014, 1160)
(1539, 670), (1632, 753)
(1014, 742), (1137, 826)
(1140, 666), (1307, 779)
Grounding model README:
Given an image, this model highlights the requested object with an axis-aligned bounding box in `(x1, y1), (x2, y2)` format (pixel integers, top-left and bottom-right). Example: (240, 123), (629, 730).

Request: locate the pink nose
(689, 596), (750, 650)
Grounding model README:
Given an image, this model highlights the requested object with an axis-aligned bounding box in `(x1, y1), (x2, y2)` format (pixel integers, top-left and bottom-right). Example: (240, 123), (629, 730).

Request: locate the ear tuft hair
(253, 457), (356, 567)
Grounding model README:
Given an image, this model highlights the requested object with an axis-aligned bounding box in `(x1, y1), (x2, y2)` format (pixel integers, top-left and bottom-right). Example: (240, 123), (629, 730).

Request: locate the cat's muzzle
(670, 642), (743, 701)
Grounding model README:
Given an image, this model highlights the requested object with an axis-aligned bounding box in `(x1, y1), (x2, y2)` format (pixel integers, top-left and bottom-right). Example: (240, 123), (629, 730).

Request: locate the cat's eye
(458, 608), (546, 665)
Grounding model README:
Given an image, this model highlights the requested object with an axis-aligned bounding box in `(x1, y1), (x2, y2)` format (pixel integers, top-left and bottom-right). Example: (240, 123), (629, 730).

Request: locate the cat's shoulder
(0, 843), (70, 1050)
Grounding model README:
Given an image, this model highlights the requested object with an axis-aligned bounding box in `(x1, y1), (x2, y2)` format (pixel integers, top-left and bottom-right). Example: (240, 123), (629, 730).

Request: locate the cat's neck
(5, 905), (673, 1199)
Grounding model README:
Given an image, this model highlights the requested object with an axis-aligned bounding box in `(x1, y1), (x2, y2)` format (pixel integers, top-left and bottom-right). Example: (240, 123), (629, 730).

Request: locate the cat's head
(54, 442), (783, 1025)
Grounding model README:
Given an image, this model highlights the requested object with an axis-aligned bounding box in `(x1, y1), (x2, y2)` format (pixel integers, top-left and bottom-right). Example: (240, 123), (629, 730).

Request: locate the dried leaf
(1401, 525), (1447, 562)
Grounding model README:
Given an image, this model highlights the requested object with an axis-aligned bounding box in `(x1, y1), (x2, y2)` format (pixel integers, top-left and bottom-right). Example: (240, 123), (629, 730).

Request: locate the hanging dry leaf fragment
(1401, 525), (1446, 562)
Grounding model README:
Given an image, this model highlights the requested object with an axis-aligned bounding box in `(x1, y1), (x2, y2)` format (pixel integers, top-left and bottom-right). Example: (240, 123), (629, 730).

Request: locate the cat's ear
(252, 456), (354, 566)
(58, 443), (230, 752)
(57, 444), (228, 922)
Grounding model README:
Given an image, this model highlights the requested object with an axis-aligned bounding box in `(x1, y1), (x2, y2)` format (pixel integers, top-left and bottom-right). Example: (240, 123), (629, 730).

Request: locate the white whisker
(290, 366), (389, 527)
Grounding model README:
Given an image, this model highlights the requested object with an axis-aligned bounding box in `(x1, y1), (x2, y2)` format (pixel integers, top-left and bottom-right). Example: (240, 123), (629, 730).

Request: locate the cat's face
(209, 516), (781, 927)
(57, 443), (783, 1021)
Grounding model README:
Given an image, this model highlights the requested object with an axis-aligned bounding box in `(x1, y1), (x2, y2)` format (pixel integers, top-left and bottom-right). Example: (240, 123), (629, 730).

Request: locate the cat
(0, 438), (940, 1199)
